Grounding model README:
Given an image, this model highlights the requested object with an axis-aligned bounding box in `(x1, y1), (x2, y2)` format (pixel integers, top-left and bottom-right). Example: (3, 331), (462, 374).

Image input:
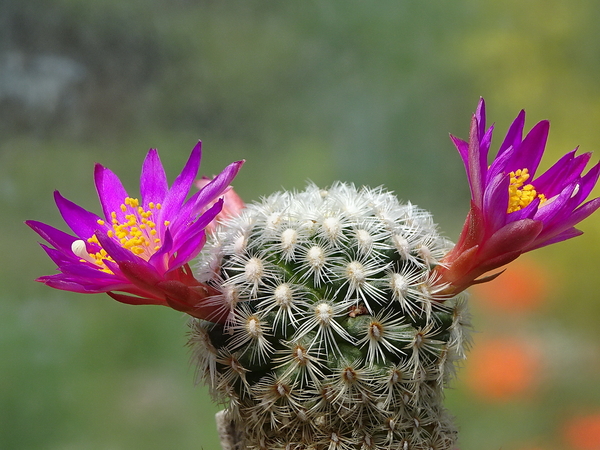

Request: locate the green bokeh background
(2, 1), (600, 449)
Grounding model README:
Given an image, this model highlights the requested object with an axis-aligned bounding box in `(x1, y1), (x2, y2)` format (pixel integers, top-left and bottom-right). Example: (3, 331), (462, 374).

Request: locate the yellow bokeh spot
(507, 168), (546, 213)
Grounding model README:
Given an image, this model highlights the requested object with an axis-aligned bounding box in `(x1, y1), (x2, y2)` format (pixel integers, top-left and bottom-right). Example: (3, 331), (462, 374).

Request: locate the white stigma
(244, 257), (264, 284)
(274, 284), (293, 307)
(71, 240), (96, 264)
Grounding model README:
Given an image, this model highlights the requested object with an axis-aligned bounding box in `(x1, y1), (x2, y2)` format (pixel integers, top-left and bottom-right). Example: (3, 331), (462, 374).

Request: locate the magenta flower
(27, 142), (244, 320)
(437, 98), (600, 295)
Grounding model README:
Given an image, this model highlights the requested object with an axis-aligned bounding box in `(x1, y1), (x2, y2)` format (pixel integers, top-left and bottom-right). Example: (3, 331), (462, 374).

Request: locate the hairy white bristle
(280, 228), (298, 253)
(346, 261), (366, 286)
(246, 316), (261, 338)
(392, 233), (411, 258)
(295, 345), (306, 363)
(369, 322), (382, 340)
(390, 272), (408, 299)
(306, 245), (326, 269)
(266, 212), (282, 230)
(233, 234), (247, 254)
(223, 285), (240, 309)
(273, 283), (293, 307)
(315, 302), (333, 325)
(244, 257), (264, 284)
(322, 217), (342, 243)
(417, 244), (436, 266)
(355, 229), (373, 255)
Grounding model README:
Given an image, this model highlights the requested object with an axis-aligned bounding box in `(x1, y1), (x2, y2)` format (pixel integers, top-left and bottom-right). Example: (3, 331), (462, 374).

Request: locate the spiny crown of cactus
(192, 182), (472, 449)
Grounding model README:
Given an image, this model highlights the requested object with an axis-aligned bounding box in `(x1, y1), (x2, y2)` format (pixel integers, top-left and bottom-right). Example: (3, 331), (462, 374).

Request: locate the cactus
(191, 182), (472, 450)
(28, 99), (600, 450)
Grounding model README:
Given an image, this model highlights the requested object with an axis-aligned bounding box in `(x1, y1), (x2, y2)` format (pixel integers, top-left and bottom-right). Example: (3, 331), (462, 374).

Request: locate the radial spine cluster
(192, 183), (471, 450)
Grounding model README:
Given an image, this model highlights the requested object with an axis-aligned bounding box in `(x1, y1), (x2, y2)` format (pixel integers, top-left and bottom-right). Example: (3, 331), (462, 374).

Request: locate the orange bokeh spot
(465, 337), (542, 402)
(563, 413), (600, 450)
(472, 257), (550, 314)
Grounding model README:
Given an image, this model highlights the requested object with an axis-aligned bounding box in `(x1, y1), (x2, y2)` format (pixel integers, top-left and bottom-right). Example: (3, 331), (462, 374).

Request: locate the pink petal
(168, 231), (207, 272)
(54, 191), (105, 239)
(159, 141), (202, 228)
(26, 220), (78, 253)
(94, 164), (129, 222)
(140, 148), (168, 207)
(497, 109), (525, 156)
(505, 120), (549, 177)
(467, 114), (485, 208)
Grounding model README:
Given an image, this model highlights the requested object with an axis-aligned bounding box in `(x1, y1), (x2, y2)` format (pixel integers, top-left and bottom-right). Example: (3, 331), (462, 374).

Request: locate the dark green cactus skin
(191, 183), (471, 450)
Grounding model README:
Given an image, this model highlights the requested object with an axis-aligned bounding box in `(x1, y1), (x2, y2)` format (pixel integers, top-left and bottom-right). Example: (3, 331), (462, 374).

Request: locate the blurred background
(2, 0), (600, 449)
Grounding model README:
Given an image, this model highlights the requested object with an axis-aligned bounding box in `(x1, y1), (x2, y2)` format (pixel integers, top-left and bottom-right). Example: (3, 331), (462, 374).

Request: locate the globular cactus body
(191, 183), (471, 450)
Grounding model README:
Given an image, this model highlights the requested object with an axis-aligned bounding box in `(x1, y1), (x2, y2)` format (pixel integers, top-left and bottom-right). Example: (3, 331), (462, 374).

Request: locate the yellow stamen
(507, 168), (547, 213)
(73, 196), (164, 271)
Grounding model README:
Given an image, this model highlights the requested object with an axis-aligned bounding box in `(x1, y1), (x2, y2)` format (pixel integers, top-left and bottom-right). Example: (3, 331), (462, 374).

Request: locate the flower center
(74, 197), (170, 272)
(507, 169), (546, 213)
